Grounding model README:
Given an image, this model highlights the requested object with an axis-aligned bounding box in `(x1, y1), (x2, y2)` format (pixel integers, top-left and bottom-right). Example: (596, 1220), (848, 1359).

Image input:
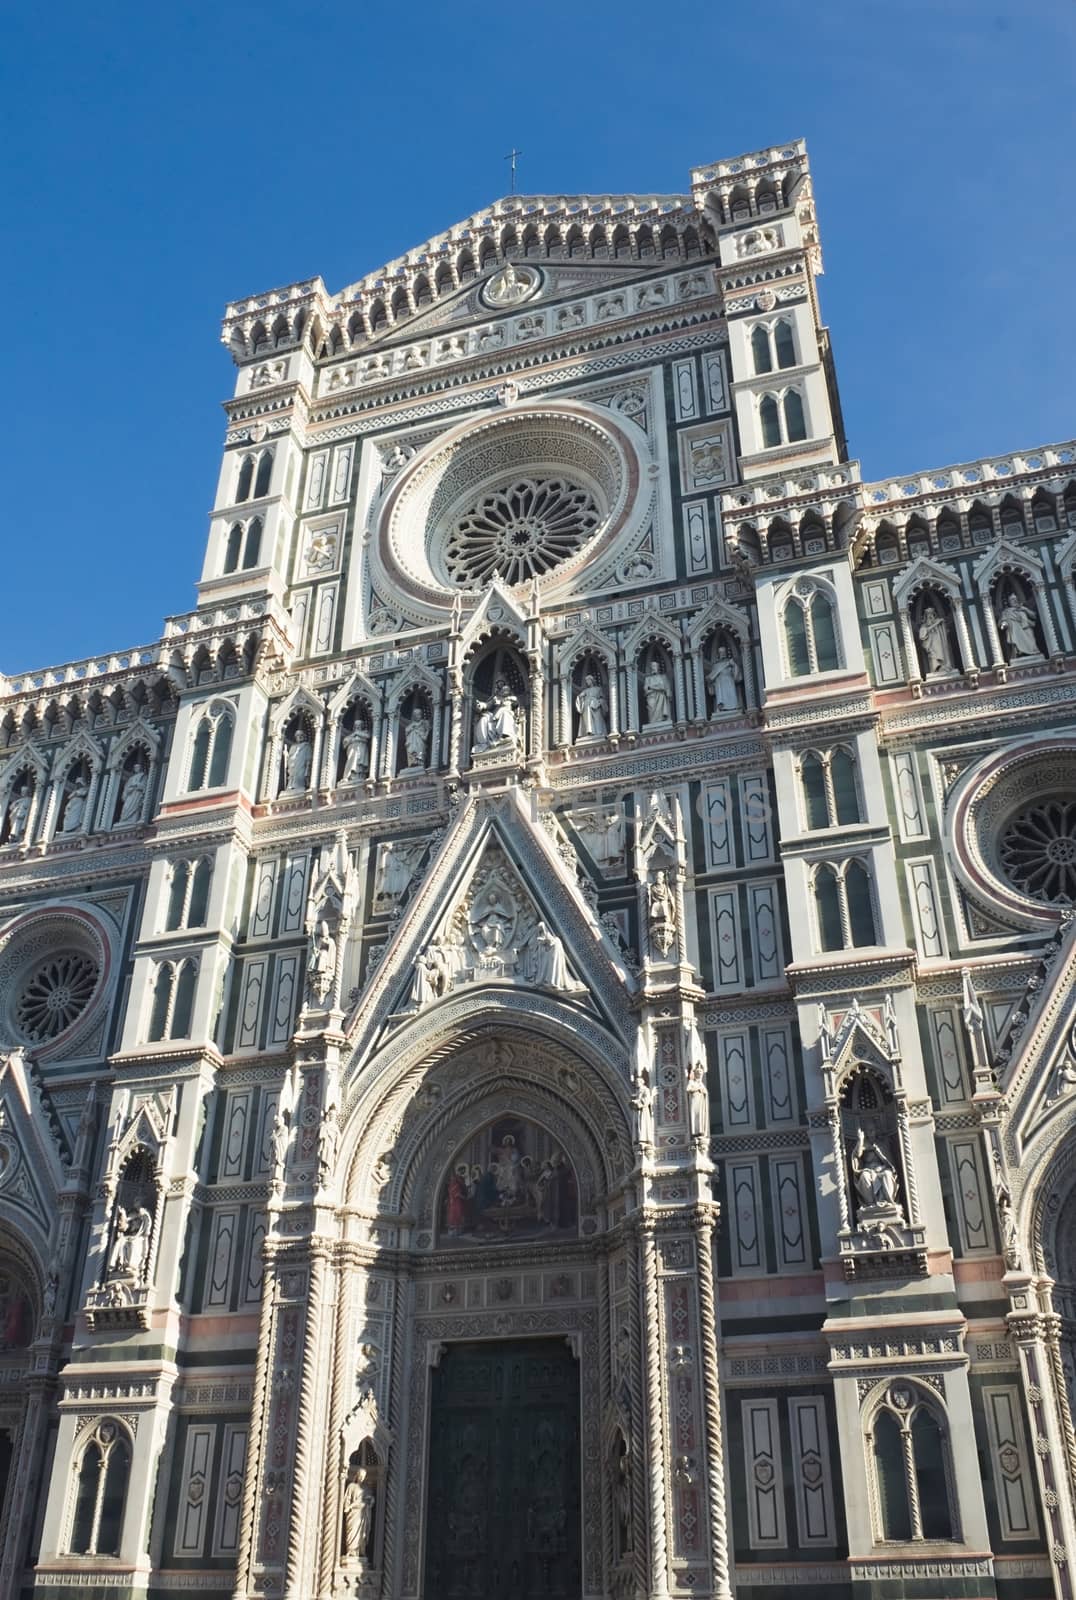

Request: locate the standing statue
(116, 759), (148, 824)
(5, 785), (31, 843)
(472, 679), (522, 756)
(642, 659), (672, 725)
(408, 943), (450, 1008)
(850, 1130), (903, 1217)
(630, 1068), (655, 1151)
(307, 919), (338, 1005)
(998, 598), (1040, 660)
(403, 707), (430, 769)
(374, 840), (420, 903)
(685, 1059), (709, 1145)
(647, 869), (677, 956)
(615, 1445), (634, 1557)
(107, 1204), (153, 1280)
(284, 726), (313, 792)
(59, 773), (89, 834)
(917, 606), (953, 674)
(341, 723), (370, 784)
(574, 673), (608, 740)
(706, 646), (742, 714)
(317, 1105), (339, 1188)
(342, 1465), (376, 1562)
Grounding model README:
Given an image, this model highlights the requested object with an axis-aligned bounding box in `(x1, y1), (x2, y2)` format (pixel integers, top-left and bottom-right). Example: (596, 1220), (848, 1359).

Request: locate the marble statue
(341, 723), (370, 784)
(59, 774), (89, 834)
(472, 679), (522, 757)
(850, 1130), (902, 1217)
(706, 646), (742, 713)
(532, 921), (572, 990)
(284, 726), (313, 792)
(576, 809), (625, 869)
(342, 1466), (376, 1561)
(116, 759), (147, 824)
(5, 785), (31, 843)
(574, 673), (608, 740)
(486, 261), (531, 305)
(686, 1059), (709, 1145)
(317, 1105), (339, 1188)
(631, 1068), (655, 1150)
(647, 869), (677, 955)
(615, 1446), (633, 1557)
(403, 707), (430, 769)
(642, 660), (672, 725)
(998, 599), (1040, 659)
(307, 919), (337, 1004)
(409, 943), (450, 1008)
(917, 606), (953, 674)
(375, 840), (420, 903)
(107, 1204), (153, 1280)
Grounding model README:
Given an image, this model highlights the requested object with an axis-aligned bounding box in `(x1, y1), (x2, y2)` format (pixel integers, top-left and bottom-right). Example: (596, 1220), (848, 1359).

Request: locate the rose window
(14, 952), (100, 1043)
(442, 477), (602, 586)
(999, 801), (1076, 904)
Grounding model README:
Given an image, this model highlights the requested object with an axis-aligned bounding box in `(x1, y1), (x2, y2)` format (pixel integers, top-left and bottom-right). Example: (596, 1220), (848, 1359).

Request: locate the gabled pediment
(459, 580), (532, 652)
(344, 788), (636, 1071)
(0, 1048), (70, 1247)
(893, 556), (962, 605)
(1001, 921), (1076, 1166)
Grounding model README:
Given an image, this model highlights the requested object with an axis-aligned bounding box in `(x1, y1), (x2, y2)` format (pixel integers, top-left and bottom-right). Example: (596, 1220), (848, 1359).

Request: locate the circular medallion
(481, 262), (541, 309)
(999, 801), (1076, 904)
(14, 952), (100, 1043)
(444, 477), (602, 586)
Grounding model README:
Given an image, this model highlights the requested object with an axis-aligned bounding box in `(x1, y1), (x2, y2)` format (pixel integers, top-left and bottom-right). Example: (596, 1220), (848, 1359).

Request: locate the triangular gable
(344, 788), (636, 1070)
(459, 580), (532, 653)
(0, 1048), (69, 1248)
(1001, 921), (1076, 1165)
(892, 556), (962, 606)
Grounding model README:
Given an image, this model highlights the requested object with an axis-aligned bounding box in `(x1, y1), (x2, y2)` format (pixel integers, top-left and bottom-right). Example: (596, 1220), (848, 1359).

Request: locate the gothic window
(813, 859), (876, 950)
(774, 319), (796, 368)
(223, 524), (243, 574)
(1032, 492), (1058, 533)
(751, 325), (773, 375)
(370, 300), (387, 332)
(875, 526), (900, 565)
(148, 959), (197, 1042)
(683, 225), (702, 257)
(637, 225), (655, 258)
(730, 190), (751, 222)
(457, 249), (476, 281)
(69, 1421), (131, 1557)
(800, 748), (860, 830)
(253, 452), (273, 498)
(935, 512), (959, 547)
(968, 506), (993, 544)
(1000, 498), (1025, 539)
(612, 224), (631, 259)
(391, 287), (408, 321)
(760, 394), (782, 449)
(241, 517), (262, 570)
(814, 864), (844, 951)
(164, 857), (212, 932)
(479, 240), (497, 271)
(435, 263), (454, 294)
(188, 702), (234, 792)
(782, 585), (841, 676)
(783, 390), (807, 442)
(413, 274), (432, 307)
(868, 1386), (955, 1543)
(236, 455), (254, 502)
(443, 478), (601, 587)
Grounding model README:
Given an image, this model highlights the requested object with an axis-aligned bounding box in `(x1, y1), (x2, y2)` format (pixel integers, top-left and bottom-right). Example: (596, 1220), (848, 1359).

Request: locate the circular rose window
(999, 801), (1076, 905)
(14, 953), (99, 1043)
(444, 477), (602, 586)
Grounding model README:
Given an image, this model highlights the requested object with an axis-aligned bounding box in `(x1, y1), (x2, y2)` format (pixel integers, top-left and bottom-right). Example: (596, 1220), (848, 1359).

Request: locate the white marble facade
(0, 138), (1074, 1600)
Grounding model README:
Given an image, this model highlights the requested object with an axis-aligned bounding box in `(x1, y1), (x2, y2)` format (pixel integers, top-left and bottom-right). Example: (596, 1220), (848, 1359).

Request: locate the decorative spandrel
(438, 1117), (578, 1245)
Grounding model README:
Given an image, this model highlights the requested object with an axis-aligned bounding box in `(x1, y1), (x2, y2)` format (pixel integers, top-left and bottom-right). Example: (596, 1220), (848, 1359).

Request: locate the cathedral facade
(1, 138), (1075, 1600)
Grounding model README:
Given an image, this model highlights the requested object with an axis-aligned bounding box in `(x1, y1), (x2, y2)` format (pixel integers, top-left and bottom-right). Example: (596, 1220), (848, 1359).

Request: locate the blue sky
(1, 0), (1072, 673)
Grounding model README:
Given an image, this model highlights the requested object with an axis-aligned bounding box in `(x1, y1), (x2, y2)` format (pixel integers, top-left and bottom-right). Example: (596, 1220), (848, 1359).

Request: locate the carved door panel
(424, 1338), (581, 1599)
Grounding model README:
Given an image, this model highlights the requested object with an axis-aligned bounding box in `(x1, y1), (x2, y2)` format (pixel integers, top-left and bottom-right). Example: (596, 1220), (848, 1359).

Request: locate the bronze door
(424, 1338), (582, 1598)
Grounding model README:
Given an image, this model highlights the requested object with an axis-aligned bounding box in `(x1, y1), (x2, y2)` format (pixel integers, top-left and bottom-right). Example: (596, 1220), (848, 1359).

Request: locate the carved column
(694, 1206), (732, 1600)
(1008, 1293), (1076, 1599)
(639, 1220), (670, 1597)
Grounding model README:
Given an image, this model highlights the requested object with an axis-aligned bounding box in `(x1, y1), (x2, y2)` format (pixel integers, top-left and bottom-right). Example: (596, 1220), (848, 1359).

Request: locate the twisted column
(695, 1209), (732, 1599)
(232, 1242), (279, 1600)
(316, 1250), (347, 1598)
(640, 1222), (670, 1596)
(285, 1241), (329, 1599)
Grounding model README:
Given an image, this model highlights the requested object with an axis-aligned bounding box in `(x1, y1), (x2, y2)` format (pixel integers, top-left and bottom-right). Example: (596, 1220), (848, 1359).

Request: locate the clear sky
(1, 0), (1072, 674)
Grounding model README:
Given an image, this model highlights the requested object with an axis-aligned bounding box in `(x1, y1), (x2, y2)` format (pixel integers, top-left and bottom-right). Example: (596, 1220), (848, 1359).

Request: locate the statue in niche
(306, 918), (337, 1005)
(614, 1439), (633, 1558)
(685, 1059), (709, 1145)
(59, 772), (90, 834)
(342, 1463), (376, 1563)
(341, 722), (370, 784)
(403, 706), (430, 769)
(4, 784), (31, 843)
(631, 1067), (655, 1151)
(574, 672), (608, 741)
(642, 658), (673, 725)
(284, 725), (313, 792)
(639, 791), (676, 859)
(916, 605), (953, 674)
(472, 678), (523, 758)
(998, 595), (1041, 659)
(531, 921), (577, 991)
(317, 1104), (339, 1188)
(107, 1203), (153, 1281)
(647, 869), (677, 955)
(706, 645), (742, 714)
(116, 758), (148, 824)
(849, 1129), (903, 1221)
